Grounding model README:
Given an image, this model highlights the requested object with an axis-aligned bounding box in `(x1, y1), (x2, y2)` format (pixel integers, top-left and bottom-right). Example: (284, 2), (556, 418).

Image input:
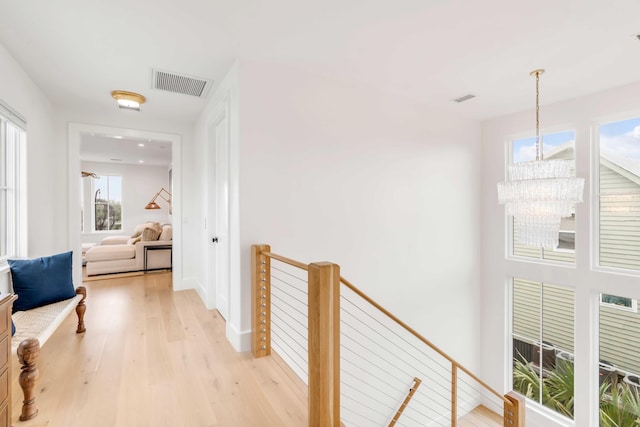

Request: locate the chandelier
(497, 69), (584, 248)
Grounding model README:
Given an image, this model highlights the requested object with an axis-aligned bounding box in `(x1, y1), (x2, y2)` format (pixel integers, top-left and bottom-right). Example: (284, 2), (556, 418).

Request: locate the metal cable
(340, 306), (452, 386)
(340, 294), (452, 372)
(271, 329), (308, 376)
(271, 278), (308, 310)
(271, 310), (307, 343)
(271, 264), (308, 285)
(271, 291), (308, 325)
(340, 347), (409, 392)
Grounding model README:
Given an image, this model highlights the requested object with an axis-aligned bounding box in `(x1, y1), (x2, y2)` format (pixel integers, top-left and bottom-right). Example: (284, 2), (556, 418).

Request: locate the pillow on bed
(8, 251), (76, 313)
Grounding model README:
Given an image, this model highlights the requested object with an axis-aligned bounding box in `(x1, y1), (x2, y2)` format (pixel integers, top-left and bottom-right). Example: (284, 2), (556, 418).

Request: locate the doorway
(207, 100), (231, 319)
(68, 123), (182, 289)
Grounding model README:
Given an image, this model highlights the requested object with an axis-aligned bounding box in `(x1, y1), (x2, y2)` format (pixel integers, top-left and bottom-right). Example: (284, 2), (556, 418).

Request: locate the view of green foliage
(94, 199), (122, 231)
(513, 358), (640, 426)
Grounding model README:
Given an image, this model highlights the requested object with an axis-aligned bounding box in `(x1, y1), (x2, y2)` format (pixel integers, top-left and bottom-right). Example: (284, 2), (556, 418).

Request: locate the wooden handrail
(262, 251), (309, 271)
(389, 377), (421, 427)
(340, 275), (510, 405)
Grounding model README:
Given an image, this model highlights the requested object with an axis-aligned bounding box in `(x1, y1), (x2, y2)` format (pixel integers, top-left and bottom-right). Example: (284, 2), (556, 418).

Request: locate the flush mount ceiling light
(111, 90), (146, 111)
(497, 69), (585, 248)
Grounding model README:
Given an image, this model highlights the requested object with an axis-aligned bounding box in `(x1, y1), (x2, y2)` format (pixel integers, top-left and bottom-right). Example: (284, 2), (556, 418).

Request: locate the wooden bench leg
(76, 286), (87, 334)
(17, 338), (40, 421)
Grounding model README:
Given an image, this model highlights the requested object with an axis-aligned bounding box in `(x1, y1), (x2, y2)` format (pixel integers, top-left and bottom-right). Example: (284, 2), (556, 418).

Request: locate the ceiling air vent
(152, 69), (212, 98)
(453, 94), (476, 103)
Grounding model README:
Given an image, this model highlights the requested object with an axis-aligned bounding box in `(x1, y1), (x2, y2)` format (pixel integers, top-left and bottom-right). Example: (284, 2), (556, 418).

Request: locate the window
(599, 292), (640, 425)
(0, 102), (26, 263)
(598, 117), (640, 272)
(510, 130), (577, 263)
(600, 294), (637, 312)
(92, 175), (122, 231)
(512, 278), (575, 420)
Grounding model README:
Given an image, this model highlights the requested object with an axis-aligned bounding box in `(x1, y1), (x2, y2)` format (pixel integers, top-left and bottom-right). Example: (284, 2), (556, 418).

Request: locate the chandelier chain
(535, 70), (541, 161)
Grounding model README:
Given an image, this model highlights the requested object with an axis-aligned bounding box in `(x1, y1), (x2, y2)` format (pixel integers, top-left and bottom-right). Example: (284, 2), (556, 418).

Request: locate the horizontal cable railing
(270, 259), (310, 382)
(251, 244), (525, 427)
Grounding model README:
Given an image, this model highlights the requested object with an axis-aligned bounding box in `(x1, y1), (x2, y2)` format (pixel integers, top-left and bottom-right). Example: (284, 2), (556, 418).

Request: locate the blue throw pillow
(8, 251), (76, 313)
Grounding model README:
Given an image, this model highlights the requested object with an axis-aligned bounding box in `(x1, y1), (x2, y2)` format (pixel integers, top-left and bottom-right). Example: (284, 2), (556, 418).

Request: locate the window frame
(91, 174), (123, 233)
(505, 128), (579, 263)
(0, 100), (27, 266)
(511, 277), (576, 421)
(593, 115), (640, 276)
(599, 293), (637, 313)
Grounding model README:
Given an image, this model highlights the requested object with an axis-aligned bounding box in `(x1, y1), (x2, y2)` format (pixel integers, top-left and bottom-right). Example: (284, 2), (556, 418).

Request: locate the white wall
(481, 81), (640, 426)
(224, 60), (483, 366)
(80, 161), (170, 244)
(0, 42), (55, 293)
(0, 43), (56, 257)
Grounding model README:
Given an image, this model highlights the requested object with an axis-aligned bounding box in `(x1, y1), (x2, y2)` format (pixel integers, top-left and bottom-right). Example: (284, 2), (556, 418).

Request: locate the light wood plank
(458, 405), (503, 427)
(11, 272), (308, 426)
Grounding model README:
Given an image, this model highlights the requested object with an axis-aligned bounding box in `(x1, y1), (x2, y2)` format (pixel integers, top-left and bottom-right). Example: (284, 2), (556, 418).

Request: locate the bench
(11, 286), (87, 421)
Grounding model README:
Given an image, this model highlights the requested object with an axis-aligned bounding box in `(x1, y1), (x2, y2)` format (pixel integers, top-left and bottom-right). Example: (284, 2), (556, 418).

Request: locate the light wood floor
(10, 271), (503, 426)
(10, 272), (308, 427)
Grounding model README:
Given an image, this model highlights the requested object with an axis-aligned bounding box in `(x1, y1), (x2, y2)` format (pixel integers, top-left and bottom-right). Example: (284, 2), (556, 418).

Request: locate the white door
(208, 105), (230, 319)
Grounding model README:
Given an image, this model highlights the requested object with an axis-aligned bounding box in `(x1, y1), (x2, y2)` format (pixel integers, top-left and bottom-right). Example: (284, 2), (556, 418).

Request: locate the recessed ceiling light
(138, 160), (144, 163)
(138, 143), (145, 147)
(113, 135), (123, 139)
(111, 90), (146, 112)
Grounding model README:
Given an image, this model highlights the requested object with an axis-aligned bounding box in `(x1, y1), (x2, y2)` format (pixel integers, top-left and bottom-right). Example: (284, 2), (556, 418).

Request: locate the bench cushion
(8, 251), (77, 312)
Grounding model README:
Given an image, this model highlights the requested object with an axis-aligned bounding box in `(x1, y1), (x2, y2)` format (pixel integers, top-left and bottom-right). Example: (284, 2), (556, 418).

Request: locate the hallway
(11, 272), (308, 426)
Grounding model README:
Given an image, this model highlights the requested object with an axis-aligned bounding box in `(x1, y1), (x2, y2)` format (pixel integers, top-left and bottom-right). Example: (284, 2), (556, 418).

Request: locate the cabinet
(0, 294), (16, 427)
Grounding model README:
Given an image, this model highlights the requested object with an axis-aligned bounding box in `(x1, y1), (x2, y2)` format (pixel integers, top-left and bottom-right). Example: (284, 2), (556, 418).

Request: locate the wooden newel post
(252, 244), (271, 358)
(504, 391), (525, 427)
(308, 262), (340, 427)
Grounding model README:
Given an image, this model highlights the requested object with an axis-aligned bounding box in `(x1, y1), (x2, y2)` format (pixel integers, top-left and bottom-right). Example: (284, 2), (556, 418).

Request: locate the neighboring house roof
(545, 141), (640, 186)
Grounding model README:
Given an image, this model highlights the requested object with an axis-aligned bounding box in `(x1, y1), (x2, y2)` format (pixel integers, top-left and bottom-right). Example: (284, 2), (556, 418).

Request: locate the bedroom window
(0, 101), (26, 263)
(92, 175), (122, 231)
(510, 130), (577, 263)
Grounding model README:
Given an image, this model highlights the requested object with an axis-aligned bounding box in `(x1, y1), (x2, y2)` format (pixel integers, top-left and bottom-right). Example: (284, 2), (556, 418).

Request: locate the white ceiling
(80, 134), (172, 166)
(1, 0), (640, 125)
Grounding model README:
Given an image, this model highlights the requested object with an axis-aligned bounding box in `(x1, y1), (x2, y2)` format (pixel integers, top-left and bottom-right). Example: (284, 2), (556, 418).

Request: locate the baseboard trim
(227, 322), (251, 352)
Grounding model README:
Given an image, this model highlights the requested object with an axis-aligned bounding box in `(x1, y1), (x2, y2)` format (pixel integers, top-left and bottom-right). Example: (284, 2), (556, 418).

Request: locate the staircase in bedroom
(251, 244), (525, 427)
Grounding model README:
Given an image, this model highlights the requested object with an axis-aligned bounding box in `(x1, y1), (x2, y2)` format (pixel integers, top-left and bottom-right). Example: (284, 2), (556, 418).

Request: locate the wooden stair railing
(389, 377), (422, 427)
(251, 244), (525, 427)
